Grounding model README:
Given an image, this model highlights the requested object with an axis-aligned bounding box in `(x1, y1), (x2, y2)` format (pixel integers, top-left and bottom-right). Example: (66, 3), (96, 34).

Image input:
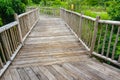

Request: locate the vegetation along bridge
(0, 8), (120, 80)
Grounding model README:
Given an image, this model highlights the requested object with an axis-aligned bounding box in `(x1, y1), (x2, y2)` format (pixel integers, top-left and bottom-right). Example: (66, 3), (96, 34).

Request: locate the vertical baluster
(0, 42), (6, 63)
(0, 57), (3, 69)
(9, 28), (16, 50)
(13, 26), (19, 46)
(106, 25), (114, 57)
(4, 31), (12, 56)
(97, 24), (103, 53)
(112, 27), (120, 59)
(6, 30), (14, 53)
(1, 32), (11, 60)
(79, 13), (83, 38)
(101, 24), (108, 55)
(10, 28), (18, 49)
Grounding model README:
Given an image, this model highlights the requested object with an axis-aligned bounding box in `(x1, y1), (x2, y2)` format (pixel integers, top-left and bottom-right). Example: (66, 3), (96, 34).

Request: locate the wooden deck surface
(1, 16), (120, 80)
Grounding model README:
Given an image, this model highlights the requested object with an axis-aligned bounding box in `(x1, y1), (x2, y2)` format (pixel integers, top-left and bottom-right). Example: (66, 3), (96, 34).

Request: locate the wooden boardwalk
(1, 16), (120, 80)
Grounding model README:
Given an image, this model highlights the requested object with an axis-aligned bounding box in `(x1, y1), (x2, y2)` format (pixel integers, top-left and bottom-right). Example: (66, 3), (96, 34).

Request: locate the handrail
(18, 8), (38, 18)
(0, 8), (39, 77)
(0, 21), (18, 33)
(60, 8), (120, 67)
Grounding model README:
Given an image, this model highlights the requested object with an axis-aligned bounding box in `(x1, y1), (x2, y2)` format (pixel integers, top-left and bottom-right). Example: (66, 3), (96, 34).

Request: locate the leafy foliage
(0, 0), (14, 24)
(12, 0), (26, 14)
(0, 18), (3, 26)
(32, 0), (41, 4)
(0, 0), (26, 25)
(107, 0), (120, 20)
(21, 0), (29, 5)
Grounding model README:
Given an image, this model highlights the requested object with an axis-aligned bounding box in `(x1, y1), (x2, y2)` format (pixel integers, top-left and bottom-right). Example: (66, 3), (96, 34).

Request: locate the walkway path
(1, 16), (120, 80)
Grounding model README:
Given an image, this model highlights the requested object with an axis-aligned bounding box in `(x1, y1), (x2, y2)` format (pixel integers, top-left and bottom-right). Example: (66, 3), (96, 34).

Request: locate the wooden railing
(60, 8), (120, 67)
(0, 8), (39, 76)
(39, 7), (60, 17)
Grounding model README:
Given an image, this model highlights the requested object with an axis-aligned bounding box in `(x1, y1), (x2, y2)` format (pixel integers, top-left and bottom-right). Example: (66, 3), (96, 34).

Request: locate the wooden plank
(38, 66), (57, 80)
(86, 61), (120, 80)
(17, 68), (31, 80)
(24, 67), (39, 80)
(46, 65), (67, 80)
(31, 66), (49, 80)
(9, 69), (21, 80)
(62, 63), (91, 80)
(3, 70), (12, 80)
(52, 65), (76, 80)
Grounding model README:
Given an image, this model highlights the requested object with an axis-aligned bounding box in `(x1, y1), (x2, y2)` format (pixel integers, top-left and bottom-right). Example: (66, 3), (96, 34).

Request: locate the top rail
(60, 8), (120, 67)
(0, 21), (18, 33)
(18, 8), (39, 18)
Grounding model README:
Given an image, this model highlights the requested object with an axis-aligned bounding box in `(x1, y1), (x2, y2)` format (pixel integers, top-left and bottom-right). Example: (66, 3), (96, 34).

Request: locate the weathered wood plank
(9, 69), (21, 80)
(52, 65), (77, 80)
(31, 66), (49, 80)
(17, 68), (31, 80)
(46, 65), (67, 80)
(39, 66), (57, 80)
(24, 67), (39, 80)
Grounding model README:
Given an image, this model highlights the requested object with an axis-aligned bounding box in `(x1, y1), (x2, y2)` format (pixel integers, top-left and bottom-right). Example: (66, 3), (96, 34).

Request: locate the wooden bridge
(0, 8), (120, 80)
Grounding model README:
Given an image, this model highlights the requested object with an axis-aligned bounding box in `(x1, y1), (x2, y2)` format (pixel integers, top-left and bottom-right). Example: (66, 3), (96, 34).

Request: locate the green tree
(0, 18), (3, 26)
(21, 0), (29, 5)
(12, 0), (26, 14)
(32, 0), (41, 4)
(0, 0), (26, 25)
(0, 0), (14, 24)
(107, 0), (120, 20)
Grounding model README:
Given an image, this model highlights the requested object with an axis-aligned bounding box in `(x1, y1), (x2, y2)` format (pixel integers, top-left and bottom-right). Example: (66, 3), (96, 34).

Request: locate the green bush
(107, 1), (120, 21)
(0, 0), (14, 24)
(0, 18), (3, 26)
(12, 0), (26, 14)
(0, 0), (26, 25)
(32, 0), (41, 4)
(21, 0), (29, 5)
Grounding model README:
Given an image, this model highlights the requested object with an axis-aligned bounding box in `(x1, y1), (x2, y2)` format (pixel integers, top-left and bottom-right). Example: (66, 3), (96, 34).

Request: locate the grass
(82, 10), (110, 20)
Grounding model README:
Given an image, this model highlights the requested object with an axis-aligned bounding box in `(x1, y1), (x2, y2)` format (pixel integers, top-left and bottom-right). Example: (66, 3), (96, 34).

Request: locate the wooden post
(60, 8), (62, 18)
(14, 13), (23, 44)
(118, 55), (120, 63)
(0, 57), (3, 68)
(90, 16), (100, 56)
(79, 13), (83, 38)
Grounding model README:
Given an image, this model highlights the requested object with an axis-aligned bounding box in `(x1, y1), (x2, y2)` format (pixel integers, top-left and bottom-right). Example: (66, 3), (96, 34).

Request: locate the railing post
(60, 8), (62, 18)
(14, 13), (23, 44)
(90, 16), (100, 56)
(118, 55), (120, 63)
(79, 13), (83, 38)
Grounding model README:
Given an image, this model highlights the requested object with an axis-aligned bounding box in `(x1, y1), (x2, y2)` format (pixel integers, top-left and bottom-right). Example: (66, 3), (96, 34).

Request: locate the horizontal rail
(0, 8), (39, 77)
(0, 21), (18, 33)
(60, 8), (120, 67)
(99, 20), (120, 25)
(18, 8), (39, 18)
